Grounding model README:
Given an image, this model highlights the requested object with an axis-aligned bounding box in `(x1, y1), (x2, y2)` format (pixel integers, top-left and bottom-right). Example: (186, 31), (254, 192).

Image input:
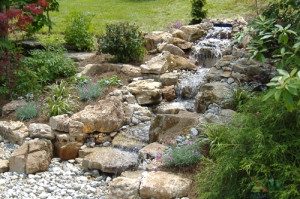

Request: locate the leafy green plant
(196, 94), (300, 199)
(64, 12), (95, 51)
(98, 22), (146, 63)
(230, 87), (252, 109)
(162, 141), (202, 167)
(263, 68), (300, 112)
(43, 80), (77, 117)
(15, 46), (77, 95)
(190, 0), (207, 25)
(97, 75), (122, 87)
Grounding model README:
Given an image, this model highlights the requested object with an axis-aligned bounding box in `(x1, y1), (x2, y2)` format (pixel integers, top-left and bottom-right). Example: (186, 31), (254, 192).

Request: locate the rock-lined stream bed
(0, 18), (274, 198)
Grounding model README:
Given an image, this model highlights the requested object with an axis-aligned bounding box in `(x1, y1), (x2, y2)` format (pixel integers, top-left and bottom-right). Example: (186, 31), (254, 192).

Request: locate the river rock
(9, 139), (53, 174)
(71, 98), (131, 133)
(139, 171), (192, 199)
(128, 79), (162, 105)
(149, 111), (199, 142)
(29, 123), (55, 140)
(81, 147), (139, 174)
(49, 114), (70, 133)
(195, 82), (233, 113)
(106, 177), (140, 199)
(0, 121), (28, 145)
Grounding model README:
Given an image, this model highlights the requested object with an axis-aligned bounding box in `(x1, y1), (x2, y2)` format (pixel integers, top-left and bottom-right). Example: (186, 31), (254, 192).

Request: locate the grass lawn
(47, 0), (270, 35)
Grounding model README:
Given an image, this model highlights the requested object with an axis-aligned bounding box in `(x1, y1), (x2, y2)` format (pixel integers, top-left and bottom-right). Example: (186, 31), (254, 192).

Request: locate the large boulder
(29, 123), (55, 140)
(9, 139), (53, 174)
(179, 24), (207, 42)
(149, 111), (200, 142)
(0, 121), (28, 145)
(128, 79), (162, 105)
(161, 44), (185, 57)
(144, 31), (172, 52)
(195, 82), (233, 113)
(81, 147), (139, 174)
(140, 52), (170, 75)
(106, 177), (140, 199)
(49, 114), (70, 133)
(139, 171), (192, 199)
(71, 98), (131, 133)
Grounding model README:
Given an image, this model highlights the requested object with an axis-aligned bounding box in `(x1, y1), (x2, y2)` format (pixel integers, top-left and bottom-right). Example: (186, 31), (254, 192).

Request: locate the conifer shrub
(196, 94), (300, 199)
(190, 0), (207, 24)
(98, 22), (146, 63)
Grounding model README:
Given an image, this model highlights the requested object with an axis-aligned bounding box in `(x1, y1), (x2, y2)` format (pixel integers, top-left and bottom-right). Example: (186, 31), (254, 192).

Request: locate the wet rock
(155, 102), (187, 114)
(0, 121), (28, 145)
(128, 79), (162, 105)
(167, 53), (197, 71)
(162, 85), (177, 101)
(71, 98), (130, 133)
(29, 123), (55, 140)
(106, 177), (140, 199)
(9, 139), (53, 174)
(180, 25), (206, 42)
(140, 171), (192, 199)
(159, 72), (179, 86)
(112, 124), (150, 151)
(149, 111), (199, 142)
(81, 147), (139, 174)
(195, 82), (233, 113)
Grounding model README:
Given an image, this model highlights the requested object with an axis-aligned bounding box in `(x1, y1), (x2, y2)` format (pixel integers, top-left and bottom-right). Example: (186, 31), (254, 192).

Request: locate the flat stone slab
(82, 147), (139, 174)
(66, 52), (96, 62)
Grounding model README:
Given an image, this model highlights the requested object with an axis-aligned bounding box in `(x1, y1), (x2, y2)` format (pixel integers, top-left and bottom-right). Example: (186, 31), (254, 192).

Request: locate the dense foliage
(15, 45), (77, 96)
(190, 0), (207, 24)
(196, 94), (300, 199)
(64, 12), (95, 51)
(98, 22), (146, 63)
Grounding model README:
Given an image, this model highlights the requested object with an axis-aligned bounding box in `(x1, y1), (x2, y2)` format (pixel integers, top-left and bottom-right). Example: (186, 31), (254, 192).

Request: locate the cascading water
(172, 24), (233, 110)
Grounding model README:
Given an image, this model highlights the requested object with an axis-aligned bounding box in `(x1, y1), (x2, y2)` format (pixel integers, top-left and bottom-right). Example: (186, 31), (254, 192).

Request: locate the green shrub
(162, 142), (202, 167)
(77, 80), (104, 101)
(76, 76), (122, 101)
(15, 46), (77, 95)
(43, 80), (77, 117)
(190, 0), (207, 25)
(16, 101), (40, 121)
(229, 87), (252, 110)
(196, 94), (300, 199)
(98, 22), (146, 63)
(64, 12), (95, 51)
